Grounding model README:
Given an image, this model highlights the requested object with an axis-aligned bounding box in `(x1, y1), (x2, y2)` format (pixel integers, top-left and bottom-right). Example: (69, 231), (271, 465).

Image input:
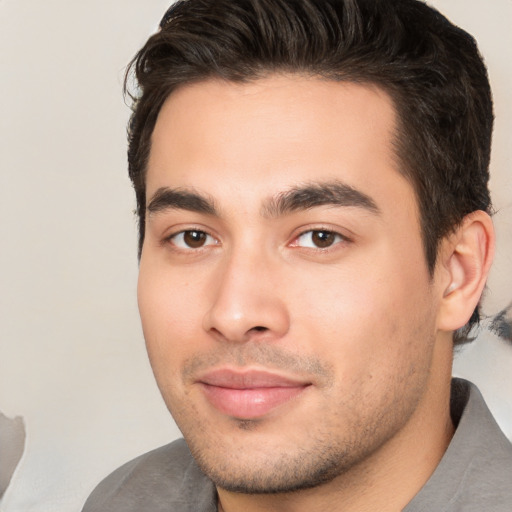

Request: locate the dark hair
(125, 0), (493, 344)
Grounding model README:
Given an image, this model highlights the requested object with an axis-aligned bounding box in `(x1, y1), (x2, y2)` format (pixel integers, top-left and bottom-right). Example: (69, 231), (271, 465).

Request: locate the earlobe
(437, 210), (495, 332)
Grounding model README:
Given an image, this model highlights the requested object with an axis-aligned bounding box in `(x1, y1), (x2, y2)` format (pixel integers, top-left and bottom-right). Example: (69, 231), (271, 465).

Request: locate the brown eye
(170, 230), (216, 249)
(311, 231), (336, 248)
(294, 230), (345, 249)
(183, 230), (207, 248)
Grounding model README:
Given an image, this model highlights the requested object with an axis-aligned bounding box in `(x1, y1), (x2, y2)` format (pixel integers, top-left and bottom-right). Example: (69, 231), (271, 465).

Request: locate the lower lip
(200, 384), (308, 419)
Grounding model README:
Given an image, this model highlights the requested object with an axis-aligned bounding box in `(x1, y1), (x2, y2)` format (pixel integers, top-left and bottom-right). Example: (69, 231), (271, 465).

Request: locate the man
(83, 0), (512, 510)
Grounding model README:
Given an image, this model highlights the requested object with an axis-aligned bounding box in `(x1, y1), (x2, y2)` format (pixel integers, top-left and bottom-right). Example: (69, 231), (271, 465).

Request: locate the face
(138, 76), (444, 493)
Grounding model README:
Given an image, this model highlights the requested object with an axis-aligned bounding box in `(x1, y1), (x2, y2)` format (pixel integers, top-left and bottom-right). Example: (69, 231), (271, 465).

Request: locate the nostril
(251, 326), (268, 332)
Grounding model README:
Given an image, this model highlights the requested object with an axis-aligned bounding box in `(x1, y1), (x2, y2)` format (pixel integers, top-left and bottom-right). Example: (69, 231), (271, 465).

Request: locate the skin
(138, 75), (492, 512)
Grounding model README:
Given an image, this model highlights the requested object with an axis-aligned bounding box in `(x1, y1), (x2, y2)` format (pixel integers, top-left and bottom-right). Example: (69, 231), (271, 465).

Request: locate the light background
(0, 1), (511, 511)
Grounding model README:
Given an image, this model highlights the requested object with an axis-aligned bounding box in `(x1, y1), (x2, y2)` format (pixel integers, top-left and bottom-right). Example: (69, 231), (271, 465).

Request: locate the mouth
(197, 368), (311, 420)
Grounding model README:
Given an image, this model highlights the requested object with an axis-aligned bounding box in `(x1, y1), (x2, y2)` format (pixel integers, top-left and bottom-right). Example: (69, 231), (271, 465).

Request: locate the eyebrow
(146, 180), (380, 219)
(147, 187), (217, 216)
(261, 181), (380, 218)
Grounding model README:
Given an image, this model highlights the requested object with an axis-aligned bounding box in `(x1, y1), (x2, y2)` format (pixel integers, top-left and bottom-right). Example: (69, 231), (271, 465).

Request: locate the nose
(202, 249), (290, 343)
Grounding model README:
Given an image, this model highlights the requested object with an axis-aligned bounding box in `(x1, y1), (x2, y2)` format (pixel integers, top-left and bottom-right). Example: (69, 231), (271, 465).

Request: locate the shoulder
(82, 438), (216, 512)
(406, 379), (512, 511)
(450, 380), (512, 509)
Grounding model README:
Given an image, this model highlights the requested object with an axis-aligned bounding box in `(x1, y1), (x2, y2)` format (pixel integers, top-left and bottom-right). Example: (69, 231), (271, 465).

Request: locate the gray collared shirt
(82, 379), (512, 511)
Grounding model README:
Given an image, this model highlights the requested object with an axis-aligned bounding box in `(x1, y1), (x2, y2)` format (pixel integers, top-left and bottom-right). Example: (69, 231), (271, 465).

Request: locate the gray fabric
(82, 439), (217, 512)
(82, 379), (512, 511)
(404, 379), (512, 511)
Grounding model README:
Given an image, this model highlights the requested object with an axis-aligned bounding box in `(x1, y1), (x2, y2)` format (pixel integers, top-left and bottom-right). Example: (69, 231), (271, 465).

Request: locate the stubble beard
(175, 378), (427, 495)
(165, 331), (435, 495)
(190, 432), (364, 494)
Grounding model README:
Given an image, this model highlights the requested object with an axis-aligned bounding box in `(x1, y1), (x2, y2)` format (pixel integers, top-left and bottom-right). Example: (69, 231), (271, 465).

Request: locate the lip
(197, 369), (311, 419)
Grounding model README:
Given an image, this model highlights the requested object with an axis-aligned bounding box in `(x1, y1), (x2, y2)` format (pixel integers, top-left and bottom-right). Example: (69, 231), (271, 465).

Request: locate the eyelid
(163, 226), (220, 250)
(288, 226), (352, 250)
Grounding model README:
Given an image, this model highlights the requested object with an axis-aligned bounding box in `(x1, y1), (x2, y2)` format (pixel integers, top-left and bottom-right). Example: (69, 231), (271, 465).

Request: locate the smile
(197, 369), (311, 419)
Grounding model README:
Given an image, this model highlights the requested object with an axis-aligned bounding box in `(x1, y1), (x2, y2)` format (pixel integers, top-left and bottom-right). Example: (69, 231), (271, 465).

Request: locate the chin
(181, 418), (374, 495)
(192, 446), (350, 494)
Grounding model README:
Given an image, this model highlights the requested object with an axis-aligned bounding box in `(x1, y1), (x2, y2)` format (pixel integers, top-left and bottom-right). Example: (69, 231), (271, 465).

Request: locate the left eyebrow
(261, 181), (380, 218)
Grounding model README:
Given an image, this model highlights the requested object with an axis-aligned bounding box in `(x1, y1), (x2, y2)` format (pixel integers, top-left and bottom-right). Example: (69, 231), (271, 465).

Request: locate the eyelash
(290, 228), (350, 251)
(165, 228), (219, 250)
(164, 227), (350, 252)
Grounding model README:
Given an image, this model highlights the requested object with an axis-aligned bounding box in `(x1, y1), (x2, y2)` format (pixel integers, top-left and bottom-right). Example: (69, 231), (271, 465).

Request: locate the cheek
(137, 260), (210, 368)
(291, 260), (433, 382)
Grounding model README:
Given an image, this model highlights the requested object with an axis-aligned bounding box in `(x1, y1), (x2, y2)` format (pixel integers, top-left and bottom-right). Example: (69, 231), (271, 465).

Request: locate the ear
(436, 211), (495, 332)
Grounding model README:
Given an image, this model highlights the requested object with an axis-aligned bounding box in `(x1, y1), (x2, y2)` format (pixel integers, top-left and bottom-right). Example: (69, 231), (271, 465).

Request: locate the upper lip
(197, 368), (311, 389)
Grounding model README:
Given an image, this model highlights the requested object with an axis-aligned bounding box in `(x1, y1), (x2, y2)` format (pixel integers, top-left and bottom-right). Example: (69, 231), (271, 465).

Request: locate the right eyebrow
(146, 187), (218, 216)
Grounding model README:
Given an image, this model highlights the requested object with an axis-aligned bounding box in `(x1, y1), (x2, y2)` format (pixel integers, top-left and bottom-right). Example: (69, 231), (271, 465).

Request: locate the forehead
(147, 75), (415, 218)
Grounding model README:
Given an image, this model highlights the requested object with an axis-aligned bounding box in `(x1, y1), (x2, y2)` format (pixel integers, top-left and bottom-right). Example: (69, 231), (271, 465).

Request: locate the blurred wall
(0, 1), (510, 511)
